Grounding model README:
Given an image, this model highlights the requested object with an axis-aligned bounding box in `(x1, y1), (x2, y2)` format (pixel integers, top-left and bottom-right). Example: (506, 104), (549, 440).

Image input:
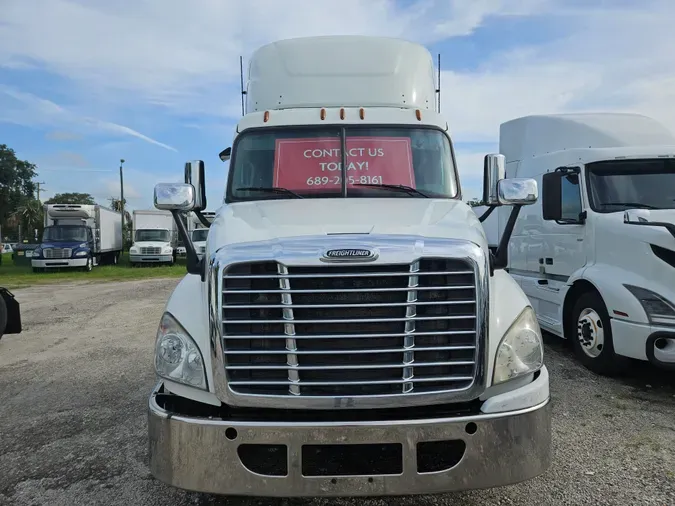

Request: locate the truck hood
(208, 198), (487, 250)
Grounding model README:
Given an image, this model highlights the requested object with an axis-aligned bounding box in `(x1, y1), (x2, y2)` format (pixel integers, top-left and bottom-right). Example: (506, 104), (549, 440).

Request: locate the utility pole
(35, 182), (46, 202)
(119, 159), (125, 250)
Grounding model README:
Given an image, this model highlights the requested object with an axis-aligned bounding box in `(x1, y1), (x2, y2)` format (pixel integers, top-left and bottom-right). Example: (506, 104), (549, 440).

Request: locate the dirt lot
(0, 278), (673, 506)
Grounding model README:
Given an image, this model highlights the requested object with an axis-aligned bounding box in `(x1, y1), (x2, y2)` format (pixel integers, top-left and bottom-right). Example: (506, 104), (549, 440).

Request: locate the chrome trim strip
(208, 234), (489, 410)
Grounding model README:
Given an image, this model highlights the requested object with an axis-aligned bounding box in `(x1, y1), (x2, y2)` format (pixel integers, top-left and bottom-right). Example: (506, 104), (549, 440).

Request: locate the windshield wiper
(237, 187), (304, 199)
(602, 202), (661, 210)
(353, 183), (430, 198)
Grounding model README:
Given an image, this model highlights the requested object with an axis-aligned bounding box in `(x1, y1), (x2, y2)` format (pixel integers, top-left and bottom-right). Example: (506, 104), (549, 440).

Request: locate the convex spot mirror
(154, 183), (196, 211)
(497, 178), (538, 205)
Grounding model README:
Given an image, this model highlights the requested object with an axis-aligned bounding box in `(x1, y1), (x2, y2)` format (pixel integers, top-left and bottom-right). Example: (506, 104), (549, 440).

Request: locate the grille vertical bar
(278, 264), (300, 396)
(402, 260), (419, 393)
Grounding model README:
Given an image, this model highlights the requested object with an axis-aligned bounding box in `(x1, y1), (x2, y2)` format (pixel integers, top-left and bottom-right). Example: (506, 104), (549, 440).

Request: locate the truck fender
(562, 263), (651, 336)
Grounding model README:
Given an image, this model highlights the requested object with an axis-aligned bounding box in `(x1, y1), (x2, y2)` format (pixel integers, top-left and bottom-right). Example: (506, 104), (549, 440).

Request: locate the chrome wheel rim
(577, 308), (605, 358)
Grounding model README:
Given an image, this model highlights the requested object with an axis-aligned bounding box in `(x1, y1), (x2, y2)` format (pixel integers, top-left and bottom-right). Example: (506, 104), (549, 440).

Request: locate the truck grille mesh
(43, 248), (72, 259)
(221, 259), (478, 398)
(140, 247), (162, 255)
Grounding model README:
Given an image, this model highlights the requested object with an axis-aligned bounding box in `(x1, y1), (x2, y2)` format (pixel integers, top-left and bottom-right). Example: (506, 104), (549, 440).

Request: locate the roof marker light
(320, 108), (326, 120)
(263, 111), (270, 122)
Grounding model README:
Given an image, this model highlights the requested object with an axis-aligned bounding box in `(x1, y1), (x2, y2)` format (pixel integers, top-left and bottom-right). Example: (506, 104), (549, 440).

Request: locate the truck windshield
(135, 229), (170, 242)
(586, 158), (675, 212)
(192, 229), (208, 242)
(42, 226), (88, 243)
(227, 126), (458, 201)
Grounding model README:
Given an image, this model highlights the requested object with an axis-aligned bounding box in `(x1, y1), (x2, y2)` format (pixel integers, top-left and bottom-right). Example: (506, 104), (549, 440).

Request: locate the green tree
(0, 144), (38, 235)
(44, 192), (96, 205)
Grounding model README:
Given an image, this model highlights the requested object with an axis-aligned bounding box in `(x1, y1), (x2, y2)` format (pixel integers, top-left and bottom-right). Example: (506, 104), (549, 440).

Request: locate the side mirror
(541, 171), (563, 221)
(497, 178), (538, 205)
(624, 209), (651, 224)
(184, 160), (207, 211)
(154, 183), (195, 211)
(482, 153), (506, 205)
(219, 147), (231, 162)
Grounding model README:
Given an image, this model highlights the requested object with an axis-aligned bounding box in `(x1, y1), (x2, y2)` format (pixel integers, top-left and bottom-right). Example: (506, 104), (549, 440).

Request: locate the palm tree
(13, 199), (44, 242)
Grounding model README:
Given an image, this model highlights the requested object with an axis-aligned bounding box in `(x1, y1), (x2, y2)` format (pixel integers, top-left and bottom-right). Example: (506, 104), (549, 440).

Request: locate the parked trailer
(478, 113), (675, 373)
(129, 210), (177, 266)
(148, 35), (551, 498)
(32, 204), (122, 272)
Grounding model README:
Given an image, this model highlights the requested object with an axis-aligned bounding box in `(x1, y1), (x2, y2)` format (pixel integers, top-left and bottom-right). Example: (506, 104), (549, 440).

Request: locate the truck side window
(560, 173), (582, 222)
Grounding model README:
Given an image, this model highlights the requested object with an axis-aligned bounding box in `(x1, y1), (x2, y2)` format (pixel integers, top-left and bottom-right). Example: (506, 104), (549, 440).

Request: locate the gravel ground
(0, 278), (673, 506)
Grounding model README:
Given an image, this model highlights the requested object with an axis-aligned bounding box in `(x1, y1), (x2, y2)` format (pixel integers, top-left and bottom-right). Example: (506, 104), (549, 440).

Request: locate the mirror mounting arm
(478, 205), (495, 223)
(171, 210), (201, 276)
(494, 204), (523, 270)
(193, 210), (212, 229)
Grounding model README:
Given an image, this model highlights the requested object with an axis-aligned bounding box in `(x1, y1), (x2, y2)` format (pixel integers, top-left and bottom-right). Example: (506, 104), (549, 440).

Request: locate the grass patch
(0, 252), (186, 289)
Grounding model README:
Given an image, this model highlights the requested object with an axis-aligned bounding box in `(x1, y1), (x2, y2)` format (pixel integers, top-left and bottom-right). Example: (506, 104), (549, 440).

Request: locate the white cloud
(0, 86), (176, 151)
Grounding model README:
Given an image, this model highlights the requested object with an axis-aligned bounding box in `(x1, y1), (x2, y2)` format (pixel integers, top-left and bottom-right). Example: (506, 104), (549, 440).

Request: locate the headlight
(154, 312), (207, 390)
(624, 285), (675, 326)
(33, 248), (42, 257)
(74, 250), (88, 257)
(162, 247), (173, 254)
(130, 247), (138, 253)
(493, 306), (543, 385)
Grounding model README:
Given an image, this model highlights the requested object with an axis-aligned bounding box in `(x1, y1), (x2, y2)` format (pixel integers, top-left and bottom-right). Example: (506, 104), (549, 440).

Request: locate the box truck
(31, 204), (122, 272)
(129, 210), (177, 266)
(475, 113), (675, 374)
(188, 211), (215, 259)
(147, 35), (551, 498)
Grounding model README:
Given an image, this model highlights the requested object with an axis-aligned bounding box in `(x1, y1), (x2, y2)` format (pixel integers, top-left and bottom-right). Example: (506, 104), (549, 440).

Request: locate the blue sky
(2, 0), (674, 209)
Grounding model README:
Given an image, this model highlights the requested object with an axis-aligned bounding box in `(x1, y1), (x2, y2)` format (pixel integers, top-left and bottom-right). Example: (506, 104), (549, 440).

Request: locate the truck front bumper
(148, 376), (552, 497)
(32, 258), (88, 268)
(611, 319), (675, 369)
(129, 254), (173, 263)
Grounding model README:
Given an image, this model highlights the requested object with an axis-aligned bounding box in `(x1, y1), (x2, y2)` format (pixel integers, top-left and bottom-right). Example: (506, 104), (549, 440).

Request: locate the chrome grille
(44, 248), (72, 259)
(221, 259), (478, 398)
(140, 247), (161, 255)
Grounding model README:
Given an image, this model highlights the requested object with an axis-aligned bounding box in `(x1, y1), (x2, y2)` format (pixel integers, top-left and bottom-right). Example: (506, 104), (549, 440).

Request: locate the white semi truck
(474, 113), (675, 374)
(147, 35), (551, 498)
(32, 204), (122, 272)
(129, 209), (177, 266)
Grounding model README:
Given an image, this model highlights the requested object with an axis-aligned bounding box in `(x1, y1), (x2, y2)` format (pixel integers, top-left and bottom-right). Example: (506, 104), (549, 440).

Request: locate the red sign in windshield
(273, 137), (415, 191)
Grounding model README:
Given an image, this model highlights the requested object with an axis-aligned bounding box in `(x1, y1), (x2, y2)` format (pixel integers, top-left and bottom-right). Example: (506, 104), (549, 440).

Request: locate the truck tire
(84, 255), (93, 272)
(570, 291), (629, 375)
(0, 294), (7, 339)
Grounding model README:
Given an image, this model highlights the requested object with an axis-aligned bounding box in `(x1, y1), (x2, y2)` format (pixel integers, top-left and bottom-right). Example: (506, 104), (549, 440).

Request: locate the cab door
(522, 167), (587, 333)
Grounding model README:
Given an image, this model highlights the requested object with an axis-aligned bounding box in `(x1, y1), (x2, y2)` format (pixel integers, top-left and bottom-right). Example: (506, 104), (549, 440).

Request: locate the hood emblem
(322, 248), (377, 262)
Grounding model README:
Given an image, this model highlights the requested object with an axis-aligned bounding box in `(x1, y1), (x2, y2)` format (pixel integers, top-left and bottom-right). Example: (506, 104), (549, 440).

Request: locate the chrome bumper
(148, 382), (552, 497)
(129, 254), (173, 263)
(32, 258), (88, 268)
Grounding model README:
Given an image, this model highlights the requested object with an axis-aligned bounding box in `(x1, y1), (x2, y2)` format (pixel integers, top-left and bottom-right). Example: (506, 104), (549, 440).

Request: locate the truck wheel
(112, 253), (118, 265)
(0, 295), (7, 339)
(570, 291), (628, 375)
(84, 256), (93, 272)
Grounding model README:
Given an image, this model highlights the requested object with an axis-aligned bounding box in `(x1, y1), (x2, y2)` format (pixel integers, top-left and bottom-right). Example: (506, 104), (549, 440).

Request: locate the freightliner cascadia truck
(147, 35), (551, 498)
